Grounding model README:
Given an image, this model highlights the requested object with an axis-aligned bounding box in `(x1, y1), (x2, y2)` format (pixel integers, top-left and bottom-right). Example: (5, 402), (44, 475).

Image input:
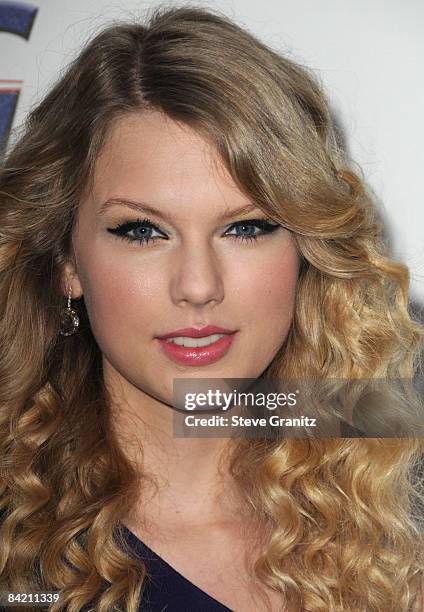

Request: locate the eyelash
(107, 217), (281, 246)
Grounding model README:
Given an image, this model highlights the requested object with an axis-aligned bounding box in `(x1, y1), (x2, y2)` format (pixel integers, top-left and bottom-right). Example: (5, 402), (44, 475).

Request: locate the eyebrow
(97, 197), (259, 223)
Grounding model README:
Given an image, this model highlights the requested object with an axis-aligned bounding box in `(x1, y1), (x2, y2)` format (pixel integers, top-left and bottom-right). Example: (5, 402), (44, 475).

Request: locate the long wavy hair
(1, 4), (424, 611)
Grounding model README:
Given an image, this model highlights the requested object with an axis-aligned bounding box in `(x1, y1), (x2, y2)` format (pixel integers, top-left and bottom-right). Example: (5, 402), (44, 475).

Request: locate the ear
(62, 261), (84, 299)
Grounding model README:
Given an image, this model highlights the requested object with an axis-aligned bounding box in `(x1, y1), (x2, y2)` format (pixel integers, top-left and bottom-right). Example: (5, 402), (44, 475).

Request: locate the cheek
(76, 235), (299, 349)
(76, 249), (163, 340)
(233, 240), (299, 330)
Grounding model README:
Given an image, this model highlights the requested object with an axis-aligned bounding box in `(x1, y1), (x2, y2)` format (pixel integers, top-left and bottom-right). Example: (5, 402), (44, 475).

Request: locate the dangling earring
(59, 285), (80, 336)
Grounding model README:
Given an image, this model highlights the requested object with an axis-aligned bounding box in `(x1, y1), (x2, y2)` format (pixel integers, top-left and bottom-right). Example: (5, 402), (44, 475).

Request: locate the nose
(170, 241), (224, 309)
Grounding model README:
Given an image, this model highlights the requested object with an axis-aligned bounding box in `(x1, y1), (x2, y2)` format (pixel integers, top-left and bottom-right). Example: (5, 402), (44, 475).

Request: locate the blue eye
(107, 217), (281, 246)
(225, 219), (280, 243)
(107, 218), (166, 246)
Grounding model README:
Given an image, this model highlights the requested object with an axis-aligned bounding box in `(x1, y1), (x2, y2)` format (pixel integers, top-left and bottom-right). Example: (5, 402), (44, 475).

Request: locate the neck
(104, 361), (243, 531)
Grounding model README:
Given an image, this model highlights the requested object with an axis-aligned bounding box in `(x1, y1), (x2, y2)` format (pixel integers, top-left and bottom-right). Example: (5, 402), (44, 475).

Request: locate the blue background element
(0, 1), (38, 146)
(0, 90), (18, 144)
(0, 1), (38, 39)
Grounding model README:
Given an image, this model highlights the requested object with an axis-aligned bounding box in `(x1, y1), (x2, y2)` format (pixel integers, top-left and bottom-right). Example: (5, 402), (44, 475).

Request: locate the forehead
(89, 110), (250, 214)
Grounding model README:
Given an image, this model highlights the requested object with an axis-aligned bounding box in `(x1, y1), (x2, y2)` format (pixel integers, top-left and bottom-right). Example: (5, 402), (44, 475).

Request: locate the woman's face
(66, 110), (300, 407)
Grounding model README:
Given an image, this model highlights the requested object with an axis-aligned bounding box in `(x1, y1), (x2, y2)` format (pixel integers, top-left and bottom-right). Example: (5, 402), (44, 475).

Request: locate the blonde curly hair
(1, 4), (424, 611)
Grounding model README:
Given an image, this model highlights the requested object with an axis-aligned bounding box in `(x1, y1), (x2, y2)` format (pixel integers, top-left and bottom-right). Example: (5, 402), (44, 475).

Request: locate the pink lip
(157, 325), (236, 339)
(157, 331), (238, 366)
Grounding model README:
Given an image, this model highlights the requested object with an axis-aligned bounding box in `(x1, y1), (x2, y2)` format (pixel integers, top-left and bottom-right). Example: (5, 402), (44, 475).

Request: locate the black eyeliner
(107, 217), (161, 235)
(231, 219), (280, 231)
(106, 216), (282, 244)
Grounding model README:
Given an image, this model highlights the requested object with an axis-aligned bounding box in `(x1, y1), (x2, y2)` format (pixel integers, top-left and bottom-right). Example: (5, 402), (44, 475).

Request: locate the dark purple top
(121, 522), (234, 611)
(0, 507), (233, 611)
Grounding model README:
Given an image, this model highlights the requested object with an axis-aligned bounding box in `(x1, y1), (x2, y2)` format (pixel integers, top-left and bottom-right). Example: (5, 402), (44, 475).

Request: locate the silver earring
(59, 285), (80, 336)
